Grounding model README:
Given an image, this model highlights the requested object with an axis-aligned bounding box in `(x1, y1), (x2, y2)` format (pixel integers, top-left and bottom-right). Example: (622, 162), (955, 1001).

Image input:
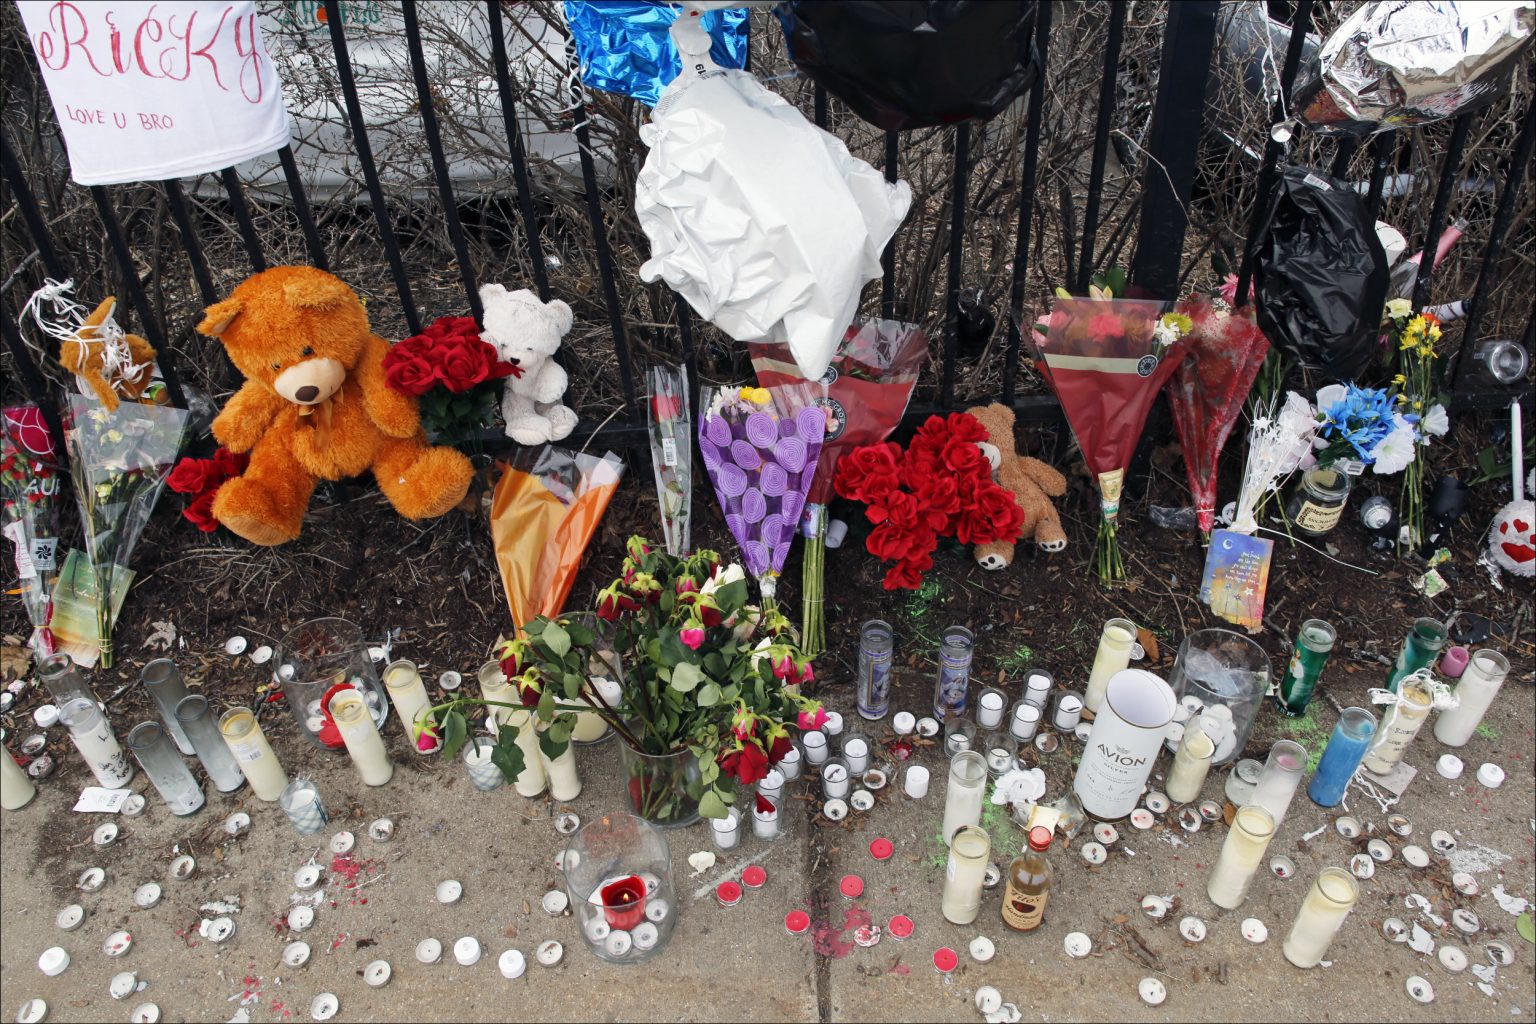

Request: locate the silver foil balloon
(1296, 0), (1535, 135)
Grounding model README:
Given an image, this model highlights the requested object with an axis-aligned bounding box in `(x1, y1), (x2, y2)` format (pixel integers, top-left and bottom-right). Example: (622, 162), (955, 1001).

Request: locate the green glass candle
(1384, 618), (1446, 693)
(1278, 619), (1336, 716)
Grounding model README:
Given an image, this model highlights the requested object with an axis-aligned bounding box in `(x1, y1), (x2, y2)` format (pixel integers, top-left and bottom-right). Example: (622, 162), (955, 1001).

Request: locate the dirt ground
(1, 412), (1533, 1022)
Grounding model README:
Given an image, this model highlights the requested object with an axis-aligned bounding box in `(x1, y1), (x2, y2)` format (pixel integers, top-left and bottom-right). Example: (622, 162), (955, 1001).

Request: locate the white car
(215, 0), (595, 200)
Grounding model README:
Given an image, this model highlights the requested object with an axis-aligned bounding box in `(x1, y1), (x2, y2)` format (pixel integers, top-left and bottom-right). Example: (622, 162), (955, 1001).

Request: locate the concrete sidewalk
(2, 674), (1532, 1023)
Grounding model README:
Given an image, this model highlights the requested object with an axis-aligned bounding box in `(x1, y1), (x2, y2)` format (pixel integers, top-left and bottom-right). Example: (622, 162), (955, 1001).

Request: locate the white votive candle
(822, 760), (850, 800)
(842, 737), (870, 775)
(977, 690), (1006, 730)
(802, 731), (829, 767)
(712, 811), (741, 850)
(778, 745), (803, 781)
(904, 764), (930, 799)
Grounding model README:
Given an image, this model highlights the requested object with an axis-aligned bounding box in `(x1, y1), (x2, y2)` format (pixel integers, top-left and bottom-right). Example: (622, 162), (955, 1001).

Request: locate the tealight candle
(892, 712), (916, 736)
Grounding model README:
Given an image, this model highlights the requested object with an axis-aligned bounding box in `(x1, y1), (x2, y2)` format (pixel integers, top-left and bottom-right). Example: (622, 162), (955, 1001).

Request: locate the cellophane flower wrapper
(1034, 297), (1190, 585)
(1, 405), (64, 655)
(750, 319), (926, 654)
(1164, 301), (1271, 538)
(65, 395), (188, 667)
(646, 364), (692, 556)
(491, 446), (626, 632)
(697, 385), (827, 609)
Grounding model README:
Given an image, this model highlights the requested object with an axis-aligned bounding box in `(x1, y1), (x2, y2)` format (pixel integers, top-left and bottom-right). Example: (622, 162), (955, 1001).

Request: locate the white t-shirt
(17, 0), (291, 185)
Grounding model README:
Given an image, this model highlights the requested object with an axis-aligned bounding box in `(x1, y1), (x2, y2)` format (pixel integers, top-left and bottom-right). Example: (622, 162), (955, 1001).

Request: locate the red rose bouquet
(167, 446), (249, 532)
(834, 412), (1025, 590)
(382, 316), (520, 445)
(2, 405), (63, 655)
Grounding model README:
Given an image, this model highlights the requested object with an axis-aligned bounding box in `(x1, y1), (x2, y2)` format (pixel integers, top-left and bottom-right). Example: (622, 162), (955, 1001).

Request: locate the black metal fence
(2, 0), (1532, 469)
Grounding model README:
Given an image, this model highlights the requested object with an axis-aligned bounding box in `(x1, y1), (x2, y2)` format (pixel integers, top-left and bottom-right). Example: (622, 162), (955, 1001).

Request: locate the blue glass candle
(1307, 707), (1377, 808)
(932, 626), (975, 720)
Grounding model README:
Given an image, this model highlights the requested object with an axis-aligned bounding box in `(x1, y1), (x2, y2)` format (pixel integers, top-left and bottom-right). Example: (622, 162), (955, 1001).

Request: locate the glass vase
(1167, 629), (1271, 765)
(617, 744), (702, 829)
(275, 618), (386, 750)
(563, 813), (677, 963)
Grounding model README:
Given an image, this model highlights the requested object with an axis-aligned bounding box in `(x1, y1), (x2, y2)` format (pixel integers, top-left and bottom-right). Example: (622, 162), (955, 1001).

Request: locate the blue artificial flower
(1319, 384), (1396, 461)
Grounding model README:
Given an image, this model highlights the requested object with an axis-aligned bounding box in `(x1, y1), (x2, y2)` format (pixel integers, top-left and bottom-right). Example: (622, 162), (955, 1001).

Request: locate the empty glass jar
(126, 722), (204, 816)
(175, 695), (245, 793)
(141, 659), (196, 755)
(1167, 630), (1271, 765)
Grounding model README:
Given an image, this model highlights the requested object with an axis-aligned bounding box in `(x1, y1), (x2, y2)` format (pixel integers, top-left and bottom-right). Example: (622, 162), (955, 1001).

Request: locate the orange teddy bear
(58, 297), (158, 411)
(196, 267), (473, 546)
(967, 403), (1067, 568)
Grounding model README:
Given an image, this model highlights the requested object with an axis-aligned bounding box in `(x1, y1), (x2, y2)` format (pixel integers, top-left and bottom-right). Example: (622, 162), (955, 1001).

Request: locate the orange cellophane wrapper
(491, 447), (625, 633)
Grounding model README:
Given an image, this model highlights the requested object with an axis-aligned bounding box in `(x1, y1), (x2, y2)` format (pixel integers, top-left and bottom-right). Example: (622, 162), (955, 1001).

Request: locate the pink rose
(680, 626), (705, 651)
(797, 708), (829, 731)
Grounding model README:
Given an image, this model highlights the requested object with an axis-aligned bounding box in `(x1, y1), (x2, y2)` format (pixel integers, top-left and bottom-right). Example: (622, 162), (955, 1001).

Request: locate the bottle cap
(1028, 825), (1052, 851)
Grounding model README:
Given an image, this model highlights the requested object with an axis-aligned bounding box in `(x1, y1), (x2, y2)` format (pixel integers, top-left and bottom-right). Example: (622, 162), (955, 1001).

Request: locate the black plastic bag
(1248, 165), (1388, 382)
(775, 1), (1039, 132)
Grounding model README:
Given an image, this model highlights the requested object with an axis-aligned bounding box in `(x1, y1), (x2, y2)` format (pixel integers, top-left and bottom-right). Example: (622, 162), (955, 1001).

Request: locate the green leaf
(703, 652), (726, 678)
(536, 687), (556, 722)
(696, 681), (721, 707)
(548, 715), (575, 744)
(564, 622), (594, 647)
(542, 623), (571, 658)
(440, 710), (468, 760)
(698, 789), (728, 820)
(538, 728), (569, 763)
(699, 757), (719, 785)
(491, 727), (526, 783)
(715, 578), (748, 609)
(671, 661), (704, 693)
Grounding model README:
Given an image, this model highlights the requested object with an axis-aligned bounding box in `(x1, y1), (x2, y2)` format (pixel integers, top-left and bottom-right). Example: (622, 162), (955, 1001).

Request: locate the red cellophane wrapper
(1165, 301), (1271, 537)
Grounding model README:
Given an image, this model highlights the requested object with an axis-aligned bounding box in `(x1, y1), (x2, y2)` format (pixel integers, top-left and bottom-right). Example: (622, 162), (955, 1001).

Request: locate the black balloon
(956, 288), (996, 359)
(775, 1), (1040, 132)
(1249, 165), (1389, 383)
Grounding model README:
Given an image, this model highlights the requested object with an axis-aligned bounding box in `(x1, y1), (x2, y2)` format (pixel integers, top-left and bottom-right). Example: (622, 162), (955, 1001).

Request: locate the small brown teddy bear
(59, 297), (158, 412)
(967, 403), (1067, 568)
(196, 267), (473, 546)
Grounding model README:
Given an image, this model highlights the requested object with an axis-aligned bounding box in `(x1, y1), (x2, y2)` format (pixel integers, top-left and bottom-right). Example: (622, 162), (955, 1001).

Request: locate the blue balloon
(563, 2), (750, 107)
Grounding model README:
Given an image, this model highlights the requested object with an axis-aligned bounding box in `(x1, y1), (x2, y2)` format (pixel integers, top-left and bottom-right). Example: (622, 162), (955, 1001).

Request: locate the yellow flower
(1392, 374), (1407, 387)
(1384, 298), (1413, 322)
(739, 387), (771, 405)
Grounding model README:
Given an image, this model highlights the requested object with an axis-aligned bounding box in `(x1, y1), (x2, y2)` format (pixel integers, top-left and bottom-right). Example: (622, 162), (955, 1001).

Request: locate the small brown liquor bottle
(1001, 825), (1053, 932)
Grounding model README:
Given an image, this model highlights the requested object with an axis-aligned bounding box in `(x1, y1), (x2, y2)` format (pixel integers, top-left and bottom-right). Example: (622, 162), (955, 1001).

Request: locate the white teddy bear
(479, 284), (579, 446)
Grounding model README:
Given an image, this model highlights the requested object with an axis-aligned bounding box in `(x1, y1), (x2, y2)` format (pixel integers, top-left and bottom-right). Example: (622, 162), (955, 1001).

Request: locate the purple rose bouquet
(697, 386), (827, 613)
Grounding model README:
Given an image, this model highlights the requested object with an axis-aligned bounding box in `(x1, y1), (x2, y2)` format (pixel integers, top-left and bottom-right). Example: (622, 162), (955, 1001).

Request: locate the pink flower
(800, 662), (815, 684)
(1218, 273), (1248, 305)
(772, 654), (795, 680)
(679, 625), (706, 651)
(797, 707), (829, 731)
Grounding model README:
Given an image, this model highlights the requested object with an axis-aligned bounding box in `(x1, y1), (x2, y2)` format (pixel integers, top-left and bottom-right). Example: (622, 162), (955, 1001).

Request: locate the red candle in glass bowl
(600, 876), (648, 930)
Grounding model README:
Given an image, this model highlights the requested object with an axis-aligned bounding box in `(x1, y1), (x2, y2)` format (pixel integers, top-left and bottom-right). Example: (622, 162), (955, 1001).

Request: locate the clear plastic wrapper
(64, 395), (187, 667)
(646, 365), (692, 555)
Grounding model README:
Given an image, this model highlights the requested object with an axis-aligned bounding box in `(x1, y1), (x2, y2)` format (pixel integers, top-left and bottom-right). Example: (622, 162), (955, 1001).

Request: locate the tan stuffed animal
(967, 403), (1067, 568)
(59, 297), (157, 412)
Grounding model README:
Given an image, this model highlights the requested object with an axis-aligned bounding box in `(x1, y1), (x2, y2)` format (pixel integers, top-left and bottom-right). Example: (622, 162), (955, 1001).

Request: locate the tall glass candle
(1361, 673), (1433, 775)
(1278, 619), (1336, 716)
(1250, 739), (1307, 828)
(1307, 707), (1376, 808)
(856, 619), (894, 720)
(1083, 618), (1136, 713)
(331, 691), (393, 786)
(932, 626), (975, 720)
(174, 695), (245, 793)
(1283, 867), (1359, 968)
(941, 825), (990, 925)
(478, 661), (517, 726)
(940, 750), (987, 846)
(1164, 715), (1214, 804)
(2, 746), (37, 810)
(1384, 617), (1446, 693)
(506, 710), (548, 797)
(218, 708), (288, 801)
(384, 660), (431, 744)
(1206, 805), (1275, 909)
(60, 697), (133, 789)
(126, 722), (204, 815)
(39, 653), (99, 711)
(141, 659), (196, 756)
(1434, 650), (1511, 747)
(542, 742), (582, 801)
